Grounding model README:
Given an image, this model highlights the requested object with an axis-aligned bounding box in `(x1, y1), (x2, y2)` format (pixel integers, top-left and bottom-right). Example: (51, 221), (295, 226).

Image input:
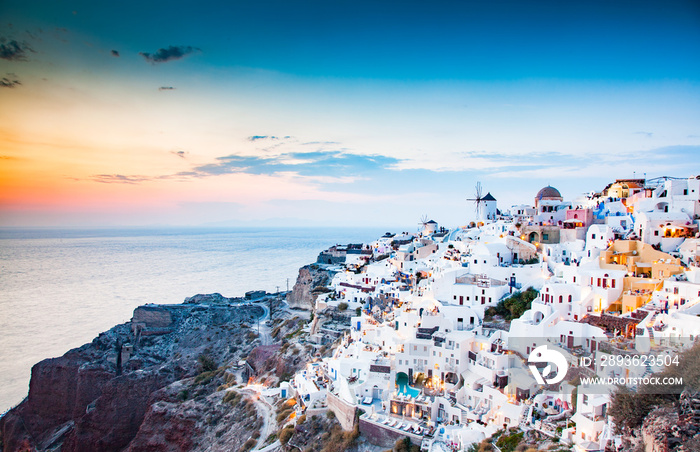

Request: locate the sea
(0, 226), (387, 414)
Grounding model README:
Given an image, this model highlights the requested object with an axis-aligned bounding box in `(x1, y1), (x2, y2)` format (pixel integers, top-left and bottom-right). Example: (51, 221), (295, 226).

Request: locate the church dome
(536, 186), (562, 200)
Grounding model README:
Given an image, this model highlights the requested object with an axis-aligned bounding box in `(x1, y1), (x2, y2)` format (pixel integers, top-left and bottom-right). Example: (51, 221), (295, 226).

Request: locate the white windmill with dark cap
(418, 215), (438, 236)
(466, 182), (497, 223)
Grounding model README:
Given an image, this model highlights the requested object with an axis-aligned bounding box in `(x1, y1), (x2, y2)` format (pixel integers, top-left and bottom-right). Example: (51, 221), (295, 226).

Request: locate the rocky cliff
(0, 300), (265, 452)
(286, 265), (336, 310)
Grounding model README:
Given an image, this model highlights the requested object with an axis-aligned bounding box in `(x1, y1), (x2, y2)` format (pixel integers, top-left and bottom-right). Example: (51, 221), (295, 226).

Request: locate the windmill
(467, 182), (485, 222)
(418, 214), (431, 236)
(418, 214), (429, 230)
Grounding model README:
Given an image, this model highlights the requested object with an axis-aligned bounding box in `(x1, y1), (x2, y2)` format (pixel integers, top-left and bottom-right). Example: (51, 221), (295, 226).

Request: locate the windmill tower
(467, 182), (497, 223)
(418, 215), (437, 236)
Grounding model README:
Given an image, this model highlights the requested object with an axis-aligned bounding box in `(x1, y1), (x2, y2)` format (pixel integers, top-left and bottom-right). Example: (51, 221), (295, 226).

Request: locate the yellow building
(599, 240), (683, 313)
(605, 179), (645, 199)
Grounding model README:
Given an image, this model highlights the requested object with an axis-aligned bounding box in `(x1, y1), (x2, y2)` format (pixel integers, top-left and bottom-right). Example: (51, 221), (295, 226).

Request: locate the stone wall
(358, 417), (422, 448)
(132, 306), (173, 328)
(326, 391), (357, 431)
(317, 252), (346, 265)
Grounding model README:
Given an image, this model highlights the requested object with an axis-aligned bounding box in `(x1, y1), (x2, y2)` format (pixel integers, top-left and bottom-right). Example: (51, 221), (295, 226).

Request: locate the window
(654, 230), (659, 236)
(611, 279), (616, 289)
(543, 233), (549, 241)
(559, 295), (563, 303)
(592, 234), (596, 239)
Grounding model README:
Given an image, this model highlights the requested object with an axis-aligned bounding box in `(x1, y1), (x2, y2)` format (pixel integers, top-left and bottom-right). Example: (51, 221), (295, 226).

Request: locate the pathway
(239, 387), (279, 452)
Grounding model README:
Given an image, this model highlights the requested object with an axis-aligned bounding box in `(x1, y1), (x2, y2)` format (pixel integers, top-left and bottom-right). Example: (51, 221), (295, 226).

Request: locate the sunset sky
(1, 0), (699, 228)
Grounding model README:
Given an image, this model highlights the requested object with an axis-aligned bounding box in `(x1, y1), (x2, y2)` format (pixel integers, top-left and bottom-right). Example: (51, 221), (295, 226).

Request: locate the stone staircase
(519, 404), (532, 429)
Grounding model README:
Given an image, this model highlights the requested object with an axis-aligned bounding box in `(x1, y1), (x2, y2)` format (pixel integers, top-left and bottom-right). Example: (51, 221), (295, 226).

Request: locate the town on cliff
(2, 176), (700, 452)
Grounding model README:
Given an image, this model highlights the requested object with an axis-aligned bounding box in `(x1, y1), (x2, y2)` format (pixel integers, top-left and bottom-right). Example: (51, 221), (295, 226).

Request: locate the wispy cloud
(248, 135), (280, 141)
(92, 174), (155, 184)
(486, 145), (700, 180)
(0, 38), (33, 61)
(634, 131), (654, 138)
(395, 150), (574, 173)
(110, 50), (120, 57)
(139, 45), (200, 64)
(158, 86), (176, 91)
(89, 171), (200, 184)
(0, 73), (21, 88)
(84, 137), (402, 186)
(194, 150), (400, 178)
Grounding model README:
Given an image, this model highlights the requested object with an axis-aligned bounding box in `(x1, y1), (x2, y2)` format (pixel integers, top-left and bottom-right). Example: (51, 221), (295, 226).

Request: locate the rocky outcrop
(0, 299), (265, 452)
(640, 390), (700, 452)
(124, 381), (262, 452)
(287, 264), (336, 310)
(183, 293), (234, 304)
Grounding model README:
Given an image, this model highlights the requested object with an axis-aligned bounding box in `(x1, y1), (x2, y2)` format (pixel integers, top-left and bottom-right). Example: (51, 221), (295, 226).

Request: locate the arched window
(559, 295), (563, 304)
(568, 295), (572, 303)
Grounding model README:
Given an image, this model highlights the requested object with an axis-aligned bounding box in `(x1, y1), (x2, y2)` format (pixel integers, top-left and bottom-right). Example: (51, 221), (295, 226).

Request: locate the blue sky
(0, 0), (699, 228)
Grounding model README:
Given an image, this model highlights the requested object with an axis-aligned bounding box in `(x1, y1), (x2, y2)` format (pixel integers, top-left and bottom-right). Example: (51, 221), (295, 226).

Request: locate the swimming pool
(396, 372), (422, 397)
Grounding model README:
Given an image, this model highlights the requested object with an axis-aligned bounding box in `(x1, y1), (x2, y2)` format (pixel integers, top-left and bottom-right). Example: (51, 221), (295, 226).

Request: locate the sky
(1, 0), (699, 229)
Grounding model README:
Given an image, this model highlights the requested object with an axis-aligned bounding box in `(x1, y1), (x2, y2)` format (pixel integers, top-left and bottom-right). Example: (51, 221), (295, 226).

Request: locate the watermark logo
(528, 345), (568, 385)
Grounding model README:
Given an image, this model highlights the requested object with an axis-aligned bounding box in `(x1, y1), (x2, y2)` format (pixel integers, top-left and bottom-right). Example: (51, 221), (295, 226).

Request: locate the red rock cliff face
(61, 372), (175, 452)
(0, 302), (265, 452)
(2, 345), (115, 450)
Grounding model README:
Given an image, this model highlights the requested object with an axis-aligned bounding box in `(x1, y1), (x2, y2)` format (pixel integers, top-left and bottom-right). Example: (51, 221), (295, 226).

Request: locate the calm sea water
(0, 227), (385, 413)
